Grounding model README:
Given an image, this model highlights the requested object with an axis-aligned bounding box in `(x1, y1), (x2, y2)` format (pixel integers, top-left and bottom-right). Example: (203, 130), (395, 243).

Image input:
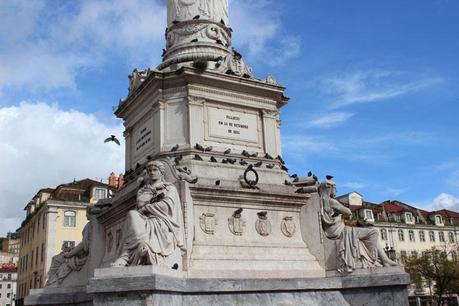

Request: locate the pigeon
(284, 180), (293, 186)
(277, 155), (285, 164)
(162, 49), (167, 57)
(210, 156), (218, 163)
(191, 38), (198, 43)
(241, 150), (250, 157)
(290, 174), (298, 178)
(234, 208), (243, 216)
(216, 39), (223, 45)
(172, 20), (179, 25)
(239, 159), (248, 166)
(220, 19), (226, 25)
(172, 263), (179, 270)
(264, 153), (274, 160)
(326, 175), (334, 180)
(281, 165), (289, 172)
(171, 144), (179, 152)
(193, 15), (200, 20)
(226, 70), (236, 75)
(215, 180), (221, 186)
(193, 154), (203, 161)
(174, 155), (183, 165)
(307, 171), (313, 177)
(312, 174), (318, 182)
(228, 27), (233, 32)
(254, 161), (263, 167)
(257, 211), (267, 217)
(227, 158), (237, 164)
(295, 188), (303, 193)
(104, 135), (120, 145)
(195, 143), (205, 152)
(204, 146), (213, 152)
(266, 164), (275, 169)
(224, 148), (231, 154)
(146, 155), (152, 161)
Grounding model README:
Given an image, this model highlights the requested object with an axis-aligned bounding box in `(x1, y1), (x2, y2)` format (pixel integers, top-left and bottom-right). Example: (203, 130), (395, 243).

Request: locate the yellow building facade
(16, 179), (114, 303)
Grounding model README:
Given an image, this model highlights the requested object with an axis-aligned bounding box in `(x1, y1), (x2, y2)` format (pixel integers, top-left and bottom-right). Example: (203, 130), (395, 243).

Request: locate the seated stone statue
(112, 160), (186, 267)
(319, 177), (398, 273)
(46, 214), (91, 286)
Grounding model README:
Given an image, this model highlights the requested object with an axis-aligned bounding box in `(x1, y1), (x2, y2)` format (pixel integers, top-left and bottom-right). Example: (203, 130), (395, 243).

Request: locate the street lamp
(385, 244), (397, 261)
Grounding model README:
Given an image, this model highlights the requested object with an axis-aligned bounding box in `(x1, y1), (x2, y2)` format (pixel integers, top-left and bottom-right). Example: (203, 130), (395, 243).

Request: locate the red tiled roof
(432, 209), (459, 219)
(380, 202), (404, 213)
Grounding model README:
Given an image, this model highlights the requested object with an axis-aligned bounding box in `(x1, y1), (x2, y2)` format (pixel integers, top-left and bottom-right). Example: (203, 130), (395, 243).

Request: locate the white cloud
(316, 70), (442, 109)
(341, 181), (366, 190)
(230, 1), (301, 66)
(307, 112), (354, 128)
(0, 0), (166, 93)
(430, 193), (459, 211)
(0, 102), (124, 236)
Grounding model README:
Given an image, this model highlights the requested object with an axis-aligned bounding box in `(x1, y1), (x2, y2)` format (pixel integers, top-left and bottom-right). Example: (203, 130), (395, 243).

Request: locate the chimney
(108, 172), (117, 188)
(118, 174), (125, 189)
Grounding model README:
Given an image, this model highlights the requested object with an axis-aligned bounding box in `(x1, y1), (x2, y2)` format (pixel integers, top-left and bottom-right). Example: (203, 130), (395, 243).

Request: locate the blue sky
(0, 0), (458, 236)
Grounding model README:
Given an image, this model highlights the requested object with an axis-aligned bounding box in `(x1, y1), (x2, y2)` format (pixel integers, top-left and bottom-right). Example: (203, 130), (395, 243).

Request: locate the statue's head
(146, 160), (165, 181)
(319, 178), (337, 198)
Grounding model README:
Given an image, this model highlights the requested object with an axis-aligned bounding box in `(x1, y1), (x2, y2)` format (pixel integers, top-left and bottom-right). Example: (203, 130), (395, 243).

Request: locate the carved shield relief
(281, 216), (296, 238)
(228, 215), (246, 236)
(199, 212), (216, 234)
(255, 214), (271, 237)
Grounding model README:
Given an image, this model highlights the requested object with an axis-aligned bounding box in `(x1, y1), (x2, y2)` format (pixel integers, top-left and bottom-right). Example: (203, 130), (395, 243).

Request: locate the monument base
(26, 266), (409, 306)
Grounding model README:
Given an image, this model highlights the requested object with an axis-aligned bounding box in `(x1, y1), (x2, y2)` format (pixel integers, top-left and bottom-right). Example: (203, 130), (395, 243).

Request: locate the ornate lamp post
(385, 244), (397, 261)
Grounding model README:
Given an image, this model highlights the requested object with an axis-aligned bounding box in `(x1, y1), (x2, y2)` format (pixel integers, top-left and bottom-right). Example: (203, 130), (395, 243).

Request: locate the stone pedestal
(26, 266), (409, 306)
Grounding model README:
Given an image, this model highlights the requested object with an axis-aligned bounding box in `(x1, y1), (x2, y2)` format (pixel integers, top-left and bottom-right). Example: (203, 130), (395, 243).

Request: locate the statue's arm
(329, 199), (352, 217)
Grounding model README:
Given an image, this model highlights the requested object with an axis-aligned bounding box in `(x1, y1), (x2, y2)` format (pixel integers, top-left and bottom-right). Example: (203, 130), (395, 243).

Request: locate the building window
(439, 231), (445, 242)
(411, 251), (418, 258)
(405, 212), (413, 223)
(380, 229), (388, 241)
(41, 243), (45, 263)
(64, 210), (76, 227)
(435, 215), (443, 225)
(395, 214), (401, 222)
(398, 229), (405, 241)
(429, 231), (436, 242)
(408, 230), (415, 242)
(94, 188), (107, 201)
(7, 283), (11, 289)
(364, 209), (374, 221)
(448, 232), (455, 243)
(62, 240), (75, 250)
(419, 231), (426, 242)
(400, 250), (407, 263)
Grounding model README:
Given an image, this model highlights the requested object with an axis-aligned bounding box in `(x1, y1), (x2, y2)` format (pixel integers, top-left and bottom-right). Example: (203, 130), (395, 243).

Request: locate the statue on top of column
(167, 0), (229, 26)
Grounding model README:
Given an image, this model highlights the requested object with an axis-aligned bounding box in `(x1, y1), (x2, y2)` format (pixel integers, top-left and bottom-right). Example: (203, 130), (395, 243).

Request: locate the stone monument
(25, 1), (410, 305)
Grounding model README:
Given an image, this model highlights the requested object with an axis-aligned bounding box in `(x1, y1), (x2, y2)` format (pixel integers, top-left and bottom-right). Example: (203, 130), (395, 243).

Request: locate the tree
(405, 246), (459, 306)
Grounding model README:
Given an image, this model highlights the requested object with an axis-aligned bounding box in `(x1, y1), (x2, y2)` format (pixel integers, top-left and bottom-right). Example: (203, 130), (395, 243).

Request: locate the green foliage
(404, 246), (459, 305)
(192, 59), (208, 71)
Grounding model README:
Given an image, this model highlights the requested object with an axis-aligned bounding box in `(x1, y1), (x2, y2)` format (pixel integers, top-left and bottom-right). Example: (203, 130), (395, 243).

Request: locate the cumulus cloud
(0, 0), (166, 92)
(0, 102), (124, 236)
(430, 193), (459, 211)
(315, 70), (442, 109)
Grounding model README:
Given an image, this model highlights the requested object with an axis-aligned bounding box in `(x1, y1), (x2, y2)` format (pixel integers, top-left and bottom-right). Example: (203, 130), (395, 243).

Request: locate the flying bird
(104, 135), (120, 145)
(171, 144), (179, 152)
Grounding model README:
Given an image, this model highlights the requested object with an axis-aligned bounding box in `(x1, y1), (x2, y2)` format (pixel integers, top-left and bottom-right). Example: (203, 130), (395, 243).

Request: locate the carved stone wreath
(243, 165), (259, 188)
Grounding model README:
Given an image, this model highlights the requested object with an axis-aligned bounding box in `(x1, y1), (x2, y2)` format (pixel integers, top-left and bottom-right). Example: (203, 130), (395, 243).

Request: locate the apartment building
(16, 178), (115, 304)
(0, 262), (17, 306)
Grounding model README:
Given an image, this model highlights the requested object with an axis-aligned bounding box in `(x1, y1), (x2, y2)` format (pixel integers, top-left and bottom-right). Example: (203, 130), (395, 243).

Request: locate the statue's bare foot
(111, 255), (129, 267)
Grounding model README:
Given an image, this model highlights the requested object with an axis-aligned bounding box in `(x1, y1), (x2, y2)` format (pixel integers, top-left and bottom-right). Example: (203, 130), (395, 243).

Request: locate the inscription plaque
(208, 108), (258, 143)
